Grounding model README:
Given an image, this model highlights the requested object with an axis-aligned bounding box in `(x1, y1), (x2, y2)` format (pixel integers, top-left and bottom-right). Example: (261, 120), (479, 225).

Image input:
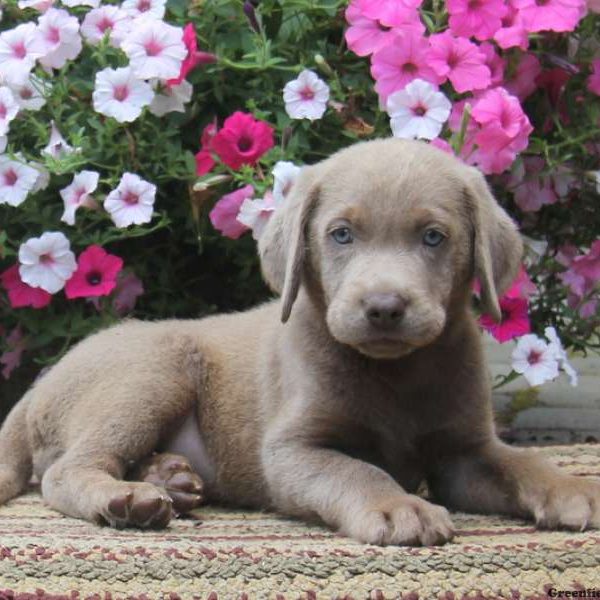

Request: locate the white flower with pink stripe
(93, 66), (154, 123)
(121, 17), (186, 81)
(0, 156), (39, 207)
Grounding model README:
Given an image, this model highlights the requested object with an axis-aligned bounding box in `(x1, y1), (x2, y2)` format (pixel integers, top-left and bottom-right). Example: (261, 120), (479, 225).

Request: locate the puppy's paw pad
(107, 492), (133, 521)
(101, 483), (172, 529)
(128, 452), (204, 515)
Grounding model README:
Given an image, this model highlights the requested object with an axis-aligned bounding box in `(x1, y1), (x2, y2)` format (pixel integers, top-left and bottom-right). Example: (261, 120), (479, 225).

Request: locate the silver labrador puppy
(1, 139), (598, 546)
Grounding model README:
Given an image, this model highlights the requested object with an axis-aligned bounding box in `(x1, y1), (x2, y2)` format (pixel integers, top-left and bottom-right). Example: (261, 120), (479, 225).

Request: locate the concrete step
(483, 333), (600, 443)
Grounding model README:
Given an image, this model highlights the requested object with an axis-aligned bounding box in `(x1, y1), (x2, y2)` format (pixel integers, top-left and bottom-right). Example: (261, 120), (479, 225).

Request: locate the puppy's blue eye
(331, 227), (353, 245)
(423, 229), (445, 247)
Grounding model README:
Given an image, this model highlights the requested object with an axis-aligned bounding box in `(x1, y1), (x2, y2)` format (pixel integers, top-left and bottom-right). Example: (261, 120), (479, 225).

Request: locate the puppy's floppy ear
(258, 167), (320, 323)
(464, 168), (523, 322)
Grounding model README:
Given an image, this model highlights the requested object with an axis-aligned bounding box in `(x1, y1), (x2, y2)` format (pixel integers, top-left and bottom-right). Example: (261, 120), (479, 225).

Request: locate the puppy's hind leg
(40, 377), (199, 528)
(0, 393), (33, 505)
(42, 451), (174, 528)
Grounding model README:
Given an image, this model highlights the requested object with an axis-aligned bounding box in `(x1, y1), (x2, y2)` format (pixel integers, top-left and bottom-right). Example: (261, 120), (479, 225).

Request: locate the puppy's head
(259, 139), (522, 359)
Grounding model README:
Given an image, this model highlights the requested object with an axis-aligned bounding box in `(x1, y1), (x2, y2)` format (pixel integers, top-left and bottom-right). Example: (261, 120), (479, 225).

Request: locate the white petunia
(29, 160), (50, 192)
(237, 191), (277, 240)
(34, 8), (82, 70)
(121, 17), (186, 81)
(9, 75), (48, 111)
(283, 69), (330, 121)
(0, 156), (39, 207)
(0, 87), (19, 136)
(61, 0), (100, 7)
(17, 0), (54, 10)
(121, 0), (166, 20)
(544, 326), (578, 387)
(148, 80), (192, 116)
(105, 172), (156, 228)
(272, 161), (301, 204)
(42, 120), (78, 158)
(60, 170), (99, 225)
(512, 334), (560, 387)
(18, 231), (77, 294)
(80, 5), (132, 47)
(0, 136), (6, 153)
(93, 66), (154, 123)
(0, 23), (42, 86)
(387, 79), (452, 141)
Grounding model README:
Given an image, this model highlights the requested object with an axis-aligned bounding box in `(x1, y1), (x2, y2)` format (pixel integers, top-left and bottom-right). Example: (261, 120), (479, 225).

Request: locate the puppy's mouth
(354, 337), (416, 360)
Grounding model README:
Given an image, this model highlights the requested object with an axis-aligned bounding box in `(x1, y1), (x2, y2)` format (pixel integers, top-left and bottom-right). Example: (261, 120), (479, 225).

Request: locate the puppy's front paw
(100, 482), (173, 529)
(341, 494), (455, 546)
(527, 476), (600, 531)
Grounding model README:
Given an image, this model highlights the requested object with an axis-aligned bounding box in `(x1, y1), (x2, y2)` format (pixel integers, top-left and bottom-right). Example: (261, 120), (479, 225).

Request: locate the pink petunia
(493, 1), (529, 49)
(479, 42), (506, 86)
(209, 184), (254, 239)
(195, 121), (217, 176)
(429, 138), (455, 155)
(0, 326), (26, 380)
(512, 0), (586, 33)
(503, 53), (541, 101)
(370, 30), (441, 104)
(470, 87), (533, 174)
(64, 245), (124, 299)
(112, 271), (144, 316)
(167, 23), (216, 87)
(588, 59), (600, 96)
(504, 265), (537, 299)
(559, 241), (600, 318)
(358, 0), (425, 23)
(344, 0), (424, 57)
(508, 156), (557, 212)
(0, 263), (52, 309)
(211, 112), (274, 171)
(428, 32), (491, 93)
(480, 296), (531, 343)
(447, 0), (507, 41)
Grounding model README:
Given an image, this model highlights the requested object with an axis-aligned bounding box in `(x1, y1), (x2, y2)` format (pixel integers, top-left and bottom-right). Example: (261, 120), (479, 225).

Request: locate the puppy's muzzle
(362, 292), (408, 330)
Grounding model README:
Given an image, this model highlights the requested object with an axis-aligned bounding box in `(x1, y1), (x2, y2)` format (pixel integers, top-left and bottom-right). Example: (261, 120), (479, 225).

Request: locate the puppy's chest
(337, 379), (452, 490)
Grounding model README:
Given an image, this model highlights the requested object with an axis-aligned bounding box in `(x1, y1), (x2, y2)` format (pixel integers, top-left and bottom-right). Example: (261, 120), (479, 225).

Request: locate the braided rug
(1, 445), (599, 600)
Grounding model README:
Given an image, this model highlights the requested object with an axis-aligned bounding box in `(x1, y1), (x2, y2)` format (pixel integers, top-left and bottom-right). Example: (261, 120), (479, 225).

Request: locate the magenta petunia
(512, 0), (586, 33)
(0, 263), (52, 309)
(480, 296), (531, 343)
(195, 122), (217, 176)
(588, 59), (600, 96)
(447, 0), (507, 41)
(503, 266), (537, 299)
(209, 184), (254, 239)
(428, 32), (491, 93)
(211, 112), (274, 171)
(167, 23), (216, 87)
(64, 245), (124, 299)
(370, 30), (441, 104)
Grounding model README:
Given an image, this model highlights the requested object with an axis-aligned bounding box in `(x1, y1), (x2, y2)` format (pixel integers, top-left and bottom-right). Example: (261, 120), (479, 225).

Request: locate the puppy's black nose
(363, 293), (407, 329)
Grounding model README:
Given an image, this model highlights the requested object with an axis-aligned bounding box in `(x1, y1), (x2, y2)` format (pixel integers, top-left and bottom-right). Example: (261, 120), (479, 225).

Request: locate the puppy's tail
(0, 393), (33, 505)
